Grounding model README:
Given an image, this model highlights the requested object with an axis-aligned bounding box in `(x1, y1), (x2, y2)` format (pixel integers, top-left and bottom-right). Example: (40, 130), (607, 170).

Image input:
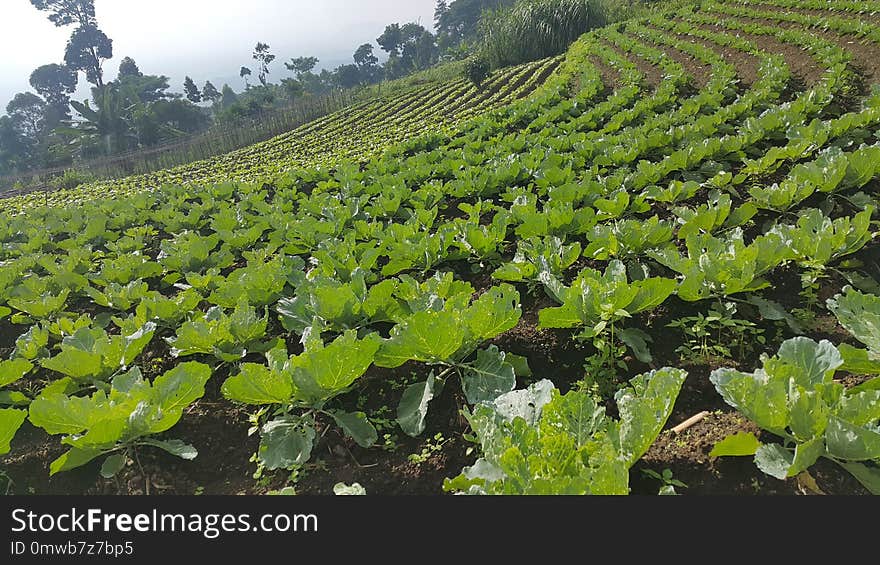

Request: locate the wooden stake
(671, 411), (710, 434)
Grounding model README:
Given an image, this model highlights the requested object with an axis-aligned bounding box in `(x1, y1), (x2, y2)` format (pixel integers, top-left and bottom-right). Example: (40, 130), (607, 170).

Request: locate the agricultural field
(1, 0), (880, 496)
(0, 56), (560, 210)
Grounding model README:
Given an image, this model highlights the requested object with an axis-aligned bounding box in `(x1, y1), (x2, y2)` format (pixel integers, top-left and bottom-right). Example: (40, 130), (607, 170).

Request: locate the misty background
(0, 0), (437, 104)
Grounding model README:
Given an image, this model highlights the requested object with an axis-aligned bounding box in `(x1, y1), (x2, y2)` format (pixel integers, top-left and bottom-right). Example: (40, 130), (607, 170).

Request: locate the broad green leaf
(330, 410), (377, 448)
(828, 287), (880, 353)
(0, 408), (27, 455)
(121, 322), (155, 366)
(460, 346), (516, 405)
(840, 462), (880, 495)
(537, 303), (583, 329)
(276, 296), (313, 334)
(397, 373), (438, 437)
(290, 331), (379, 403)
(618, 327), (653, 363)
(709, 432), (761, 457)
(710, 368), (789, 435)
(0, 391), (30, 406)
(222, 363), (293, 405)
(837, 390), (880, 427)
(259, 417), (315, 470)
(463, 285), (521, 342)
(825, 416), (880, 461)
(154, 362), (211, 413)
(100, 453), (127, 478)
(788, 387), (829, 441)
(838, 344), (880, 375)
(140, 438), (198, 460)
(539, 390), (605, 449)
(49, 446), (105, 476)
(754, 443), (793, 480)
(0, 359), (33, 388)
(40, 349), (103, 380)
(774, 337), (842, 387)
(626, 278), (677, 315)
(506, 353), (531, 377)
(63, 416), (126, 448)
(789, 436), (825, 477)
(29, 394), (94, 435)
(616, 367), (687, 464)
(491, 379), (555, 426)
(14, 324), (50, 360)
(375, 310), (463, 368)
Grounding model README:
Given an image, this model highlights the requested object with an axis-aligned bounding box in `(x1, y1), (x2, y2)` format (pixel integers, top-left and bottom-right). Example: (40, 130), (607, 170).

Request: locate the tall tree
(220, 84), (238, 108)
(0, 115), (30, 174)
(378, 22), (438, 78)
(435, 0), (510, 50)
(240, 66), (252, 88)
(29, 0), (96, 27)
(285, 56), (319, 77)
(117, 56), (142, 79)
(64, 24), (113, 88)
(252, 43), (275, 86)
(6, 93), (47, 141)
(202, 81), (221, 105)
(29, 63), (78, 123)
(353, 44), (381, 85)
(183, 76), (202, 103)
(377, 23), (404, 56)
(333, 64), (362, 90)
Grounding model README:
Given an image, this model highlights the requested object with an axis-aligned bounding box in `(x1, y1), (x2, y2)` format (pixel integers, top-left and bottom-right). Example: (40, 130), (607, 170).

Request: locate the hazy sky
(0, 0), (437, 107)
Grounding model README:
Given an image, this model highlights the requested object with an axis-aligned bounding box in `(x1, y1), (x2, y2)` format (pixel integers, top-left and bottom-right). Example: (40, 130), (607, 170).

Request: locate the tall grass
(480, 0), (607, 68)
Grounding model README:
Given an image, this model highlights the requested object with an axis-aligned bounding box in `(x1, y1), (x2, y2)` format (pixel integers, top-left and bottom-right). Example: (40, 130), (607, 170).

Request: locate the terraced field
(0, 57), (560, 211)
(1, 1), (880, 496)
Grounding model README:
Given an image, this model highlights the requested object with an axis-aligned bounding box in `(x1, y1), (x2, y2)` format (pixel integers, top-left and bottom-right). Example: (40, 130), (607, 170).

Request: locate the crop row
(1, 1), (878, 494)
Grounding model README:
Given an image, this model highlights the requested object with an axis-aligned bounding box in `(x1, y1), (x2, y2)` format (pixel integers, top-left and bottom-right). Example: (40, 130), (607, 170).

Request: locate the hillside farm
(1, 0), (880, 496)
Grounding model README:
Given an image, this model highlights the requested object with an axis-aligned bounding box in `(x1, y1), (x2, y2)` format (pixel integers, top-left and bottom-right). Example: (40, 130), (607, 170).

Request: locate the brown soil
(720, 8), (880, 84)
(634, 411), (870, 495)
(627, 28), (712, 87)
(661, 27), (760, 87)
(748, 2), (880, 27)
(684, 20), (825, 86)
(598, 38), (665, 88)
(587, 55), (623, 91)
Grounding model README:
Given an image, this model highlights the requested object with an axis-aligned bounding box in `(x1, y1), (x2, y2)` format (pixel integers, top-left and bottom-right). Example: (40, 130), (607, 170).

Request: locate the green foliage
(827, 287), (880, 374)
(650, 229), (792, 301)
(222, 331), (381, 470)
(28, 363), (211, 476)
(166, 302), (273, 363)
(445, 368), (687, 494)
(40, 323), (155, 382)
(481, 0), (606, 68)
(463, 56), (491, 89)
(711, 338), (880, 493)
(0, 409), (27, 456)
(538, 260), (675, 335)
(667, 301), (766, 364)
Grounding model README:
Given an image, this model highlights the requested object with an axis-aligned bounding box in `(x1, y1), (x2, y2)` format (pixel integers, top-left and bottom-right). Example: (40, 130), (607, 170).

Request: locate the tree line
(1, 0), (610, 179)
